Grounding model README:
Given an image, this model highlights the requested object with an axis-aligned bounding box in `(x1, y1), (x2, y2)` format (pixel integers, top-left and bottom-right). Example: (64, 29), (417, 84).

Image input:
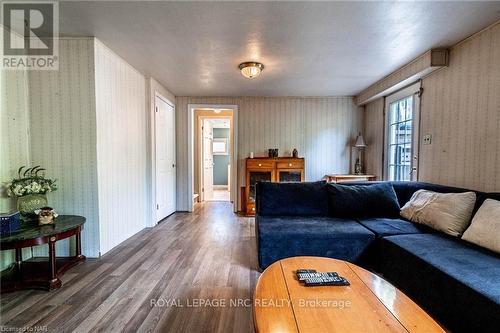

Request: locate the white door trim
(151, 91), (175, 225)
(202, 118), (214, 201)
(187, 104), (238, 213)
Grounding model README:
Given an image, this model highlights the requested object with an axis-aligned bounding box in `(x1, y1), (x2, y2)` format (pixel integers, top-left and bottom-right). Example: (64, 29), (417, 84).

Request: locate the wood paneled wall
(0, 54), (31, 214)
(23, 38), (173, 259)
(176, 97), (363, 211)
(363, 98), (384, 180)
(418, 22), (500, 191)
(363, 21), (500, 192)
(94, 40), (149, 255)
(28, 38), (100, 257)
(0, 29), (32, 270)
(2, 37), (174, 267)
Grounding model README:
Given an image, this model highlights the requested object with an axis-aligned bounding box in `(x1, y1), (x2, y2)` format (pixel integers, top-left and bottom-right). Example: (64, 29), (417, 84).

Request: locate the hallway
(211, 189), (230, 201)
(0, 202), (259, 332)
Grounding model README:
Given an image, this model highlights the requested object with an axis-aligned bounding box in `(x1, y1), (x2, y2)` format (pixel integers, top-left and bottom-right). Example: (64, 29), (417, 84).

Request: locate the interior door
(202, 119), (214, 201)
(155, 96), (176, 222)
(165, 101), (176, 215)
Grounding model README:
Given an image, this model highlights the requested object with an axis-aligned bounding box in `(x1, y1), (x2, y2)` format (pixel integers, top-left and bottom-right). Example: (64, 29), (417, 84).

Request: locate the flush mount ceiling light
(238, 62), (264, 79)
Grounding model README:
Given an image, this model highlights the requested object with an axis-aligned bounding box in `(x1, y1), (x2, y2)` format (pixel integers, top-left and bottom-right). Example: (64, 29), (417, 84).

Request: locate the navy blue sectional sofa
(255, 181), (500, 333)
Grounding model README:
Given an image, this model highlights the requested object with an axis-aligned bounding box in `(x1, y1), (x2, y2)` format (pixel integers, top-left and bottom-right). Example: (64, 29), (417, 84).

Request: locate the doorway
(201, 118), (231, 201)
(195, 114), (232, 202)
(188, 105), (238, 212)
(384, 82), (421, 181)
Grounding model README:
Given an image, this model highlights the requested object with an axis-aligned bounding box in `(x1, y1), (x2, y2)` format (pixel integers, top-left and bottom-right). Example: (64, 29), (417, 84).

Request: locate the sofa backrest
(345, 181), (500, 215)
(255, 180), (500, 217)
(256, 181), (329, 216)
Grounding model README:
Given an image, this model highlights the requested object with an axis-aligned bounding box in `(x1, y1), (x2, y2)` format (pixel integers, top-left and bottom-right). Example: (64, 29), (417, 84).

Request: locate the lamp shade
(355, 133), (367, 148)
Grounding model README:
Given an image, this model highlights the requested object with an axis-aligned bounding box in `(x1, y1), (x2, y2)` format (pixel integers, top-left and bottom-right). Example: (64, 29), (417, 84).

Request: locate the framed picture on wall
(213, 138), (228, 155)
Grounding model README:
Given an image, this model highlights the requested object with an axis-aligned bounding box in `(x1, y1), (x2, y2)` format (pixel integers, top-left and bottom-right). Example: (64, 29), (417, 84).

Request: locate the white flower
(30, 181), (42, 193)
(13, 185), (25, 196)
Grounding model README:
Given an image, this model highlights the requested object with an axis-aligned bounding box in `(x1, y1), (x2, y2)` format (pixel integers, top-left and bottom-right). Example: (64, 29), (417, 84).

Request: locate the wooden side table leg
(74, 228), (86, 264)
(48, 237), (61, 290)
(15, 248), (22, 269)
(76, 229), (84, 259)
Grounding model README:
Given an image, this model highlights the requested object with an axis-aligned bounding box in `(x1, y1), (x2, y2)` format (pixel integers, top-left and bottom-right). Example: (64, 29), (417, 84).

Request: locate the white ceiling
(59, 1), (500, 97)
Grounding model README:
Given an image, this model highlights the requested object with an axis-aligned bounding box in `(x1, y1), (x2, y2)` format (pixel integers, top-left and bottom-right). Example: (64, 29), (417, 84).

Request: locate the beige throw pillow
(400, 190), (476, 236)
(462, 199), (500, 254)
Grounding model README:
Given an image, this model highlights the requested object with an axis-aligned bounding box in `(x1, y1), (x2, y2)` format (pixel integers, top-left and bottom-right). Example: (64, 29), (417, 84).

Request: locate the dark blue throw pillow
(327, 182), (400, 218)
(256, 181), (329, 216)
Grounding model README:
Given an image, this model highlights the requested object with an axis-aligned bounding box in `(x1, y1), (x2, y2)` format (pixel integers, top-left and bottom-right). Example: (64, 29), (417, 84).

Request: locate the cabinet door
(247, 170), (274, 203)
(278, 170), (303, 183)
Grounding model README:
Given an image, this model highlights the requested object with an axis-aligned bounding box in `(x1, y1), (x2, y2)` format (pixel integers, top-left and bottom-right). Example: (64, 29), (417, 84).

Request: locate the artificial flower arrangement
(7, 166), (58, 197)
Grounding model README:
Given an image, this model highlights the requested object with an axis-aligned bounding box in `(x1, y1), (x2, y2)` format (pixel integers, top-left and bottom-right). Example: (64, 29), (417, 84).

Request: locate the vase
(17, 194), (48, 214)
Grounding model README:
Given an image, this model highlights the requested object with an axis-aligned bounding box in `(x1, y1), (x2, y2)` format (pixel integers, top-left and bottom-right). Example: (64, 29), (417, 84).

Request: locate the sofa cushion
(380, 233), (500, 333)
(341, 181), (500, 215)
(357, 218), (430, 237)
(389, 181), (495, 215)
(327, 182), (400, 218)
(400, 190), (476, 236)
(256, 181), (329, 216)
(462, 199), (500, 254)
(256, 216), (375, 269)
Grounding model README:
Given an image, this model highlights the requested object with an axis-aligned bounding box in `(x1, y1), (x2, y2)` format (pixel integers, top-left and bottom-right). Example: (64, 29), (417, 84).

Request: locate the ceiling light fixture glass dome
(238, 62), (264, 79)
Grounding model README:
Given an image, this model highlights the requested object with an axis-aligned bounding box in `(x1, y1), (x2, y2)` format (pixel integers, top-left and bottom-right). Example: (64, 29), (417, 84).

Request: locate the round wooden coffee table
(253, 256), (444, 333)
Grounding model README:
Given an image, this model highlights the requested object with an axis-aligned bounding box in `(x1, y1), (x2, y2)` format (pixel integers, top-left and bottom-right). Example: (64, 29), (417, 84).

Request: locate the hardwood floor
(0, 202), (259, 332)
(210, 189), (230, 202)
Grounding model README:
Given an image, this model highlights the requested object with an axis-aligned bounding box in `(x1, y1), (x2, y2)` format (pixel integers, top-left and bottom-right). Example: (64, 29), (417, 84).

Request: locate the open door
(202, 119), (214, 201)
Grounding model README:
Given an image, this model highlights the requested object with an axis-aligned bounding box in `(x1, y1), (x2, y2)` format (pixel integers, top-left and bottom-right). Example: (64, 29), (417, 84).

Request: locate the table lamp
(354, 133), (367, 175)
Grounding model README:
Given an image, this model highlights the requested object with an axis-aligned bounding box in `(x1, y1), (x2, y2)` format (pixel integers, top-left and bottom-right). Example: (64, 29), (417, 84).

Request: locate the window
(384, 83), (420, 181)
(213, 138), (228, 155)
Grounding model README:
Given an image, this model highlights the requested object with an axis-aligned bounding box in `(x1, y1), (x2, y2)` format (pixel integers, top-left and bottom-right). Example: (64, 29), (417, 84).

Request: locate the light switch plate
(423, 134), (432, 145)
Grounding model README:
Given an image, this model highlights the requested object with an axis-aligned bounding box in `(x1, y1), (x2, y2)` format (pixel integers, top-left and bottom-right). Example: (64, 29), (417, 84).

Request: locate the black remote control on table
(296, 269), (316, 280)
(297, 271), (339, 281)
(304, 276), (350, 287)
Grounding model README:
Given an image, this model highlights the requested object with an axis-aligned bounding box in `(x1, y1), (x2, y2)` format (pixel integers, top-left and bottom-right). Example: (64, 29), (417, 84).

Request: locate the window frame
(383, 82), (421, 182)
(212, 138), (229, 155)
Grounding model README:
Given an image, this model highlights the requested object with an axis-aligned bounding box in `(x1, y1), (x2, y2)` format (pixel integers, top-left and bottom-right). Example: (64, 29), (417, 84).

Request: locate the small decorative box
(1, 211), (21, 236)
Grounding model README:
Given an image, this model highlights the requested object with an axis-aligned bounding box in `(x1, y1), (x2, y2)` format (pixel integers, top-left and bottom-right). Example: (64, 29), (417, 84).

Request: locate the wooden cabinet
(245, 157), (305, 216)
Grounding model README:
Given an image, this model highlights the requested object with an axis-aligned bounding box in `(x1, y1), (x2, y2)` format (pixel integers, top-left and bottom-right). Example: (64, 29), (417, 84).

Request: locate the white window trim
(383, 81), (421, 181)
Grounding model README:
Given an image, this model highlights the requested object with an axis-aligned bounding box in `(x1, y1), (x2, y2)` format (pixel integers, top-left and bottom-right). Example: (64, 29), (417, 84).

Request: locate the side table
(0, 215), (86, 292)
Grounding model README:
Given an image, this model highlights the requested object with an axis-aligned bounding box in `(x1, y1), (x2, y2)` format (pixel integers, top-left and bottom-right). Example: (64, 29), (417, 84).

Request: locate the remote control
(296, 269), (317, 280)
(297, 272), (339, 281)
(296, 269), (317, 274)
(304, 276), (350, 287)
